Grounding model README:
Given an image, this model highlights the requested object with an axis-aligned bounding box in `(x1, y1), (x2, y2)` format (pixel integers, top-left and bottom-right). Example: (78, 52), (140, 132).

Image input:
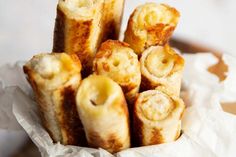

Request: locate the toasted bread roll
(140, 45), (184, 96)
(53, 0), (104, 74)
(23, 53), (87, 146)
(76, 75), (130, 153)
(133, 90), (185, 146)
(101, 0), (125, 40)
(93, 40), (141, 104)
(124, 3), (180, 55)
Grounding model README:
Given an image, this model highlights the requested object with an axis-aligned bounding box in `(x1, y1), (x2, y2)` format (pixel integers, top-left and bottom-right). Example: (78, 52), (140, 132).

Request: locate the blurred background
(0, 0), (236, 66)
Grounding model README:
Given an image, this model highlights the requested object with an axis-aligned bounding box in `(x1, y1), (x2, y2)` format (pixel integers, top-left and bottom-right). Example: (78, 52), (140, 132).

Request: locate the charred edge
(61, 86), (88, 146)
(53, 7), (66, 52)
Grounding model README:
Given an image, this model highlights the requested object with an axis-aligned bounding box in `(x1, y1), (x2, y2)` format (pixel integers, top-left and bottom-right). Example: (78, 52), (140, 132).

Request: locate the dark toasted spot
(150, 128), (164, 145)
(60, 86), (87, 146)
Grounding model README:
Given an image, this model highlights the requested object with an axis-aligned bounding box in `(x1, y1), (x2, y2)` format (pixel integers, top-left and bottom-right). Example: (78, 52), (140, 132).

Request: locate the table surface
(0, 0), (236, 66)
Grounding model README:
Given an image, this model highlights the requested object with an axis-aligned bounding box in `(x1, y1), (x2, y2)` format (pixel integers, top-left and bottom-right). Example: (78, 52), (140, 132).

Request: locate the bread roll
(93, 40), (141, 104)
(133, 90), (185, 146)
(101, 0), (125, 41)
(140, 45), (184, 96)
(23, 53), (87, 146)
(76, 75), (130, 153)
(124, 3), (180, 55)
(53, 0), (104, 75)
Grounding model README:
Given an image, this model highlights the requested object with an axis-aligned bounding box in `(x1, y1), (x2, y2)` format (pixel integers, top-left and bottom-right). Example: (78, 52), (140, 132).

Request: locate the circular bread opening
(78, 75), (116, 107)
(139, 91), (174, 121)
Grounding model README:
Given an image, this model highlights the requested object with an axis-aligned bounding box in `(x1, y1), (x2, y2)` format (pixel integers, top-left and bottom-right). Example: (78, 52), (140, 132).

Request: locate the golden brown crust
(76, 75), (130, 153)
(93, 40), (141, 105)
(133, 90), (185, 146)
(140, 45), (184, 96)
(53, 0), (125, 76)
(101, 0), (125, 41)
(24, 65), (61, 142)
(124, 3), (180, 56)
(150, 128), (164, 145)
(53, 1), (104, 76)
(23, 53), (85, 146)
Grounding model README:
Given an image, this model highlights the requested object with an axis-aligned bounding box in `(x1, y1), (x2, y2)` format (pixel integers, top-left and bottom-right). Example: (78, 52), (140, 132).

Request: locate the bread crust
(140, 45), (184, 96)
(93, 40), (141, 104)
(53, 0), (104, 75)
(133, 90), (185, 146)
(76, 75), (130, 153)
(53, 0), (125, 76)
(23, 53), (87, 146)
(101, 0), (125, 40)
(124, 3), (180, 55)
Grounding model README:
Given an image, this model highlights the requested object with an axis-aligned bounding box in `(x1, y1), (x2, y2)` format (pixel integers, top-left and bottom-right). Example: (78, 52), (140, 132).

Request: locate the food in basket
(140, 45), (184, 96)
(124, 3), (180, 55)
(23, 53), (87, 145)
(23, 1), (185, 153)
(93, 40), (141, 104)
(133, 89), (185, 146)
(53, 0), (124, 75)
(76, 75), (130, 153)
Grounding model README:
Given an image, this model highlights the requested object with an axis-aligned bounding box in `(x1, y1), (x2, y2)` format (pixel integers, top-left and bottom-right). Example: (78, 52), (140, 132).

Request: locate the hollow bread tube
(76, 75), (130, 153)
(23, 53), (87, 146)
(124, 3), (180, 56)
(140, 45), (184, 96)
(93, 40), (141, 104)
(133, 89), (185, 146)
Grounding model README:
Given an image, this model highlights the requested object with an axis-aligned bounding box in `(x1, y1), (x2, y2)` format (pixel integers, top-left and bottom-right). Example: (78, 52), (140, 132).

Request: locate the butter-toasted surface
(124, 3), (180, 55)
(93, 40), (141, 104)
(133, 90), (185, 146)
(53, 0), (104, 76)
(101, 0), (125, 40)
(23, 53), (86, 145)
(140, 45), (184, 96)
(54, 0), (124, 76)
(76, 75), (130, 153)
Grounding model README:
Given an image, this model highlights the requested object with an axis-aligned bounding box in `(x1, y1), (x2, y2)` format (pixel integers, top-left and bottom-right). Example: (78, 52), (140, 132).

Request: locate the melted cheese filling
(134, 3), (178, 34)
(32, 55), (61, 79)
(145, 47), (174, 78)
(139, 91), (174, 121)
(96, 48), (138, 84)
(77, 75), (117, 107)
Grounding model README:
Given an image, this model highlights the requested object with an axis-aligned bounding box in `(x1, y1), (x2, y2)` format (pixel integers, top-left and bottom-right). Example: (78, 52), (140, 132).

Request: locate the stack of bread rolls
(23, 1), (185, 153)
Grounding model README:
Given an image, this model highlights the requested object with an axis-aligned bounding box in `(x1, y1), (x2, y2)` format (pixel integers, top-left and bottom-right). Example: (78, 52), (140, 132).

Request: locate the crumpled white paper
(0, 53), (236, 157)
